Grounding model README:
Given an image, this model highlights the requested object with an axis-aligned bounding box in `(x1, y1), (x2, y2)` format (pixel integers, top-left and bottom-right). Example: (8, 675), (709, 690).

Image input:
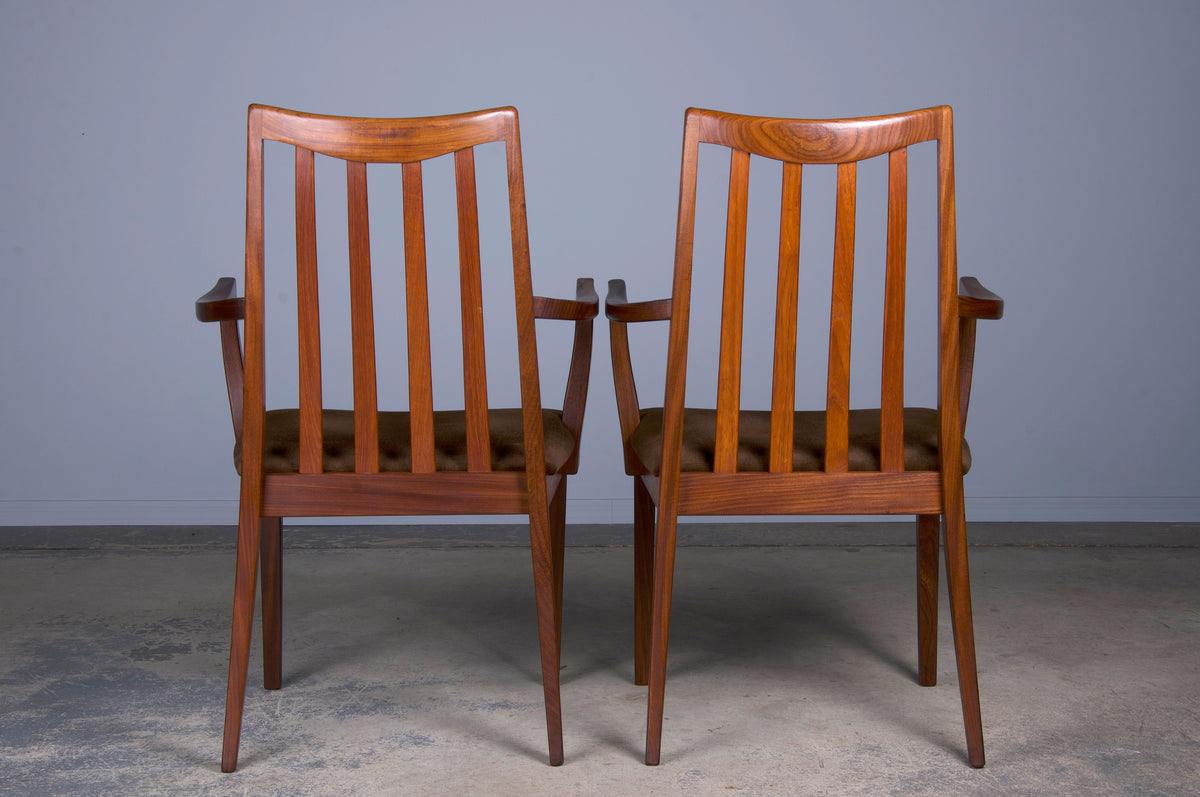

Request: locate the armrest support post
(196, 278), (245, 443)
(957, 276), (1004, 432)
(536, 278), (599, 473)
(605, 279), (672, 474)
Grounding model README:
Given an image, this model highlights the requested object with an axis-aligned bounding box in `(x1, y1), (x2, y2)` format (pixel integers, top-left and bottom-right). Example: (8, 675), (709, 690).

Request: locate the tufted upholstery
(628, 407), (970, 474)
(235, 408), (578, 475)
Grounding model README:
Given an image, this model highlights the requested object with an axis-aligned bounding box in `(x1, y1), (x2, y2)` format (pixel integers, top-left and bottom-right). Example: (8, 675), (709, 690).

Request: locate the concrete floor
(1, 523), (1198, 796)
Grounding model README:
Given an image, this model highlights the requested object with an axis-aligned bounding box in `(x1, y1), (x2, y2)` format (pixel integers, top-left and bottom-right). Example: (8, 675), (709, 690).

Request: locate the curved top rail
(688, 105), (948, 163)
(250, 104), (517, 162)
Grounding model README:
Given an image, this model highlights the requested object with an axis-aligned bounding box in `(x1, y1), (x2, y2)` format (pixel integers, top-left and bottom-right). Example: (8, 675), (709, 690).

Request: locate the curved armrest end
(196, 278), (246, 322)
(959, 277), (1004, 320)
(605, 279), (672, 323)
(533, 277), (600, 321)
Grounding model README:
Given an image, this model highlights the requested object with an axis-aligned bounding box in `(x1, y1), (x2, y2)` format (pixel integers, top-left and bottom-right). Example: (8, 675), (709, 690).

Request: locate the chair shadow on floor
(214, 544), (960, 764)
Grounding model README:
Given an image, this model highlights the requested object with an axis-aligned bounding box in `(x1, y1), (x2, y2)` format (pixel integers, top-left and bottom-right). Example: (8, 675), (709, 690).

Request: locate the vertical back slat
(346, 160), (379, 473)
(455, 147), (491, 472)
(295, 146), (323, 473)
(825, 161), (857, 472)
(769, 162), (802, 473)
(881, 147), (909, 471)
(402, 160), (436, 472)
(714, 148), (751, 473)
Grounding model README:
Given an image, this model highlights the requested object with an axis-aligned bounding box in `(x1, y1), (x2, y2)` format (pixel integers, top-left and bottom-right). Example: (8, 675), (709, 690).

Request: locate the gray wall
(3, 0), (1198, 525)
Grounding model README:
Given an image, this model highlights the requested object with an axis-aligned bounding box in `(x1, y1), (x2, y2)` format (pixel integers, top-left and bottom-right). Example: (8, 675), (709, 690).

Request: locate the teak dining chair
(196, 105), (597, 772)
(605, 106), (1003, 767)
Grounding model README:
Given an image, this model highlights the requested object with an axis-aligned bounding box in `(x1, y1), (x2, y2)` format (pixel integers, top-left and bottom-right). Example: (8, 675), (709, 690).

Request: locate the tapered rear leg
(943, 501), (985, 767)
(645, 500), (679, 766)
(221, 509), (263, 773)
(259, 517), (283, 690)
(917, 513), (940, 687)
(633, 477), (655, 685)
(528, 500), (565, 766)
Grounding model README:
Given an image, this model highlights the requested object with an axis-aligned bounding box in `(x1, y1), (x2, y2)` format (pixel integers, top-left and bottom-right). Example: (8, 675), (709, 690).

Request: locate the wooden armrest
(537, 278), (598, 473)
(605, 279), (672, 323)
(196, 277), (246, 444)
(196, 278), (246, 322)
(958, 277), (1004, 320)
(533, 278), (599, 321)
(605, 278), (664, 474)
(957, 276), (1003, 434)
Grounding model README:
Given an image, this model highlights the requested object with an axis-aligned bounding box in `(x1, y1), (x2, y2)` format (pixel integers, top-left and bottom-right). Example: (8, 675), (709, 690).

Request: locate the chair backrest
(661, 106), (961, 476)
(241, 104), (543, 477)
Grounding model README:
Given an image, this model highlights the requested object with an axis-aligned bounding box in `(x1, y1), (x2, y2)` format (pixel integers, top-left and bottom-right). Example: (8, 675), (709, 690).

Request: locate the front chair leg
(916, 514), (940, 687)
(259, 517), (283, 690)
(633, 477), (655, 685)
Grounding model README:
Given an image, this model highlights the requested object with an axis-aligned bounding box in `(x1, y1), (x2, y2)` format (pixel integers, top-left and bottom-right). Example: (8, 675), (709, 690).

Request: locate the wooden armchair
(196, 105), (597, 771)
(605, 106), (1003, 767)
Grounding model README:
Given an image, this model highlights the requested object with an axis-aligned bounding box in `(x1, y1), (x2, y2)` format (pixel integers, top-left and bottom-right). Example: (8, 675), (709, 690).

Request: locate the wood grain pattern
(195, 278), (245, 443)
(769, 162), (802, 473)
(347, 160), (379, 474)
(603, 278), (672, 323)
(675, 471), (942, 515)
(824, 161), (857, 473)
(259, 517), (283, 690)
(455, 147), (490, 472)
(402, 160), (435, 473)
(693, 105), (944, 163)
(958, 276), (1004, 319)
(880, 148), (908, 472)
(534, 278), (602, 320)
(261, 471), (532, 515)
(195, 277), (245, 321)
(916, 513), (940, 686)
(605, 281), (648, 474)
(220, 107), (267, 773)
(642, 112), (704, 765)
(632, 476), (655, 685)
(254, 104), (516, 163)
(295, 147), (323, 474)
(553, 279), (598, 473)
(604, 278), (669, 474)
(603, 105), (1003, 770)
(200, 104), (596, 772)
(957, 278), (1002, 432)
(714, 149), (750, 473)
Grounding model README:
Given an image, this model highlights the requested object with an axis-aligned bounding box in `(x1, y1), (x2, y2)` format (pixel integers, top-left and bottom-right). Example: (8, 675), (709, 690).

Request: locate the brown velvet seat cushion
(628, 407), (970, 474)
(235, 408), (576, 475)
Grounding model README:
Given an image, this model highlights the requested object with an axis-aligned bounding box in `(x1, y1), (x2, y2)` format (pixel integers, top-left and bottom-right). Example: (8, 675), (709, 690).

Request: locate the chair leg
(645, 501), (679, 766)
(916, 513), (940, 687)
(943, 500), (985, 768)
(259, 517), (283, 691)
(549, 481), (567, 656)
(633, 477), (655, 686)
(221, 509), (263, 773)
(528, 498), (565, 766)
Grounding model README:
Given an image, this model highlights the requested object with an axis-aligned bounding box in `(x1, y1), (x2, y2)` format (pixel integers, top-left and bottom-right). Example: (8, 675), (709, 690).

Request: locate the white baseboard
(3, 496), (1200, 526)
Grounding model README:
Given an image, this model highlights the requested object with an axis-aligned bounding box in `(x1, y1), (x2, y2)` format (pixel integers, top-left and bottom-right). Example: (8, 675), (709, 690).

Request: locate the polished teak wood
(197, 105), (597, 772)
(606, 106), (1003, 767)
